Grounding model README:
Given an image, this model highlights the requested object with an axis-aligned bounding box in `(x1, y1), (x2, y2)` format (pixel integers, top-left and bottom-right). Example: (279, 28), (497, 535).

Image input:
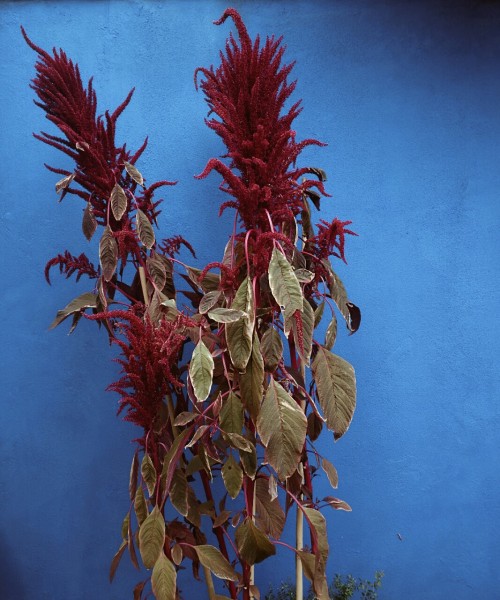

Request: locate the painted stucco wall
(1, 1), (499, 598)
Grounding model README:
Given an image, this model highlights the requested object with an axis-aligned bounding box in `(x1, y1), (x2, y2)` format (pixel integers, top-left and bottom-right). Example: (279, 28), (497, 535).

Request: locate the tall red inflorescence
(195, 8), (327, 235)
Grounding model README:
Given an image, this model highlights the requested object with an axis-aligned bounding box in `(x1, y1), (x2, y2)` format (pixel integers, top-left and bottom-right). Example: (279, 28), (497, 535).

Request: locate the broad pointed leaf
(235, 519), (276, 565)
(194, 545), (239, 581)
(325, 313), (337, 349)
(147, 253), (167, 292)
(208, 308), (246, 323)
(312, 346), (356, 440)
(134, 485), (148, 526)
(268, 248), (303, 322)
(220, 392), (244, 434)
(109, 541), (127, 582)
(199, 290), (222, 314)
(261, 327), (283, 372)
(221, 454), (243, 499)
(189, 340), (214, 402)
(82, 202), (97, 241)
(136, 208), (155, 249)
(49, 291), (97, 329)
(151, 553), (176, 600)
(124, 161), (144, 186)
(254, 477), (285, 539)
(321, 458), (338, 489)
(110, 183), (127, 221)
(141, 453), (157, 497)
(138, 506), (165, 569)
(170, 468), (189, 516)
(226, 277), (254, 371)
(239, 331), (264, 420)
(99, 226), (118, 282)
(323, 496), (352, 511)
(257, 379), (307, 480)
(55, 172), (75, 194)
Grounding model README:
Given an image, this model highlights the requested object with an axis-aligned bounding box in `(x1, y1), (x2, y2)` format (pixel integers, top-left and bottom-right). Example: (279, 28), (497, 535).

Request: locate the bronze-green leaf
(221, 454), (243, 499)
(321, 457), (338, 489)
(55, 172), (75, 194)
(170, 468), (189, 517)
(292, 300), (314, 366)
(194, 545), (239, 581)
(235, 518), (276, 565)
(268, 248), (303, 323)
(261, 326), (283, 372)
(134, 485), (148, 526)
(141, 453), (157, 497)
(189, 340), (214, 402)
(82, 202), (97, 241)
(226, 277), (254, 371)
(254, 477), (285, 539)
(136, 208), (155, 249)
(199, 290), (222, 314)
(147, 252), (167, 292)
(312, 346), (356, 441)
(138, 506), (165, 569)
(220, 392), (244, 434)
(49, 291), (97, 330)
(151, 552), (176, 600)
(129, 451), (139, 502)
(239, 331), (264, 420)
(124, 161), (144, 186)
(99, 226), (118, 282)
(110, 183), (128, 221)
(325, 314), (338, 349)
(208, 308), (247, 323)
(256, 379), (307, 481)
(109, 540), (127, 582)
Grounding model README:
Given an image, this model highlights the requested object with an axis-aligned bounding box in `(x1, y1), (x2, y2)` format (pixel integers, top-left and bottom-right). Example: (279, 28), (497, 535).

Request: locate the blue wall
(1, 1), (499, 598)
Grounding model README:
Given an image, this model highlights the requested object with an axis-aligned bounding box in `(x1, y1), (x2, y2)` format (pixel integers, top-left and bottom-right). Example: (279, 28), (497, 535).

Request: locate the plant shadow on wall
(24, 8), (363, 600)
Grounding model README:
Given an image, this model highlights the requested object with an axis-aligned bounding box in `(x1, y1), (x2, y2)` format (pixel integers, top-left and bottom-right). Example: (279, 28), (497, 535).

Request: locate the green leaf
(99, 226), (118, 282)
(49, 291), (97, 330)
(208, 308), (247, 323)
(110, 183), (127, 221)
(314, 301), (325, 329)
(138, 506), (165, 569)
(160, 428), (193, 499)
(147, 253), (167, 292)
(194, 545), (239, 581)
(323, 261), (360, 333)
(124, 161), (144, 186)
(189, 340), (214, 402)
(321, 457), (338, 489)
(294, 268), (315, 283)
(261, 327), (283, 372)
(256, 379), (307, 480)
(151, 552), (176, 600)
(239, 331), (264, 420)
(307, 411), (323, 442)
(173, 411), (197, 426)
(109, 540), (127, 582)
(171, 543), (183, 566)
(323, 496), (352, 511)
(303, 506), (329, 564)
(141, 453), (157, 497)
(136, 208), (155, 249)
(268, 248), (303, 323)
(170, 468), (189, 517)
(55, 172), (75, 194)
(312, 346), (356, 441)
(221, 454), (243, 499)
(239, 442), (257, 479)
(187, 266), (220, 292)
(254, 477), (285, 539)
(235, 518), (276, 565)
(199, 290), (222, 314)
(226, 277), (254, 371)
(219, 392), (244, 434)
(134, 485), (148, 526)
(82, 202), (97, 241)
(225, 432), (254, 453)
(325, 313), (337, 349)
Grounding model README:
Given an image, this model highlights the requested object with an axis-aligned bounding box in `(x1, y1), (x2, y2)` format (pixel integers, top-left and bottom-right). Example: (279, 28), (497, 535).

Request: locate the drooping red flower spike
(195, 8), (328, 233)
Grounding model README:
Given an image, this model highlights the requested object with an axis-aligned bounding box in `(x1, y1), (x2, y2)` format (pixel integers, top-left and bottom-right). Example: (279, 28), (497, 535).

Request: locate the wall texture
(1, 1), (499, 598)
